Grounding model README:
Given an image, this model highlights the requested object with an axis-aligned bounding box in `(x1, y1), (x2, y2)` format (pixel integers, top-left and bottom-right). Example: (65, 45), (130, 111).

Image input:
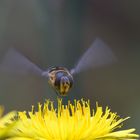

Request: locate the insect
(0, 38), (116, 96)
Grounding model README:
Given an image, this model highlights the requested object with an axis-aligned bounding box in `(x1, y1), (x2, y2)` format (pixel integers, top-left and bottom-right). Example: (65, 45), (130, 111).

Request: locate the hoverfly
(0, 38), (116, 96)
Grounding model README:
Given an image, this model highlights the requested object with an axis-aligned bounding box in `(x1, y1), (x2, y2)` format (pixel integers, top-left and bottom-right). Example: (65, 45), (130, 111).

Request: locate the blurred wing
(71, 38), (117, 74)
(0, 48), (43, 76)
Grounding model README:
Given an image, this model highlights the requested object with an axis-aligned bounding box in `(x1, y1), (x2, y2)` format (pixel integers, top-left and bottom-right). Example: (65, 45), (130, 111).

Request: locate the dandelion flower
(0, 106), (16, 139)
(9, 99), (139, 140)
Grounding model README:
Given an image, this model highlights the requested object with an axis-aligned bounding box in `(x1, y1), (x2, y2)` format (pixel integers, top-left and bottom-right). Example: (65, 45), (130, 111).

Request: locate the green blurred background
(0, 0), (139, 133)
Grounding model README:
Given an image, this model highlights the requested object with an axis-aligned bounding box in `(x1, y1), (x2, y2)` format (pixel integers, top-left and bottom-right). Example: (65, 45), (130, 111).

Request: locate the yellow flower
(9, 99), (139, 140)
(0, 106), (16, 139)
